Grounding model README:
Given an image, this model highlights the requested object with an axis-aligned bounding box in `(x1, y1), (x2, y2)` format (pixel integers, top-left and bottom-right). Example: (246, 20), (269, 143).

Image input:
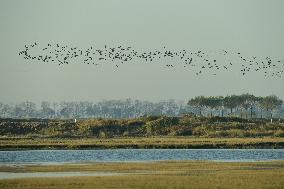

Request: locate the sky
(0, 0), (284, 103)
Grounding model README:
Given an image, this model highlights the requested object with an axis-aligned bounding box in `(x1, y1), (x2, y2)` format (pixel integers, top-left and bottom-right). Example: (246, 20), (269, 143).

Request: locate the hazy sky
(0, 0), (284, 103)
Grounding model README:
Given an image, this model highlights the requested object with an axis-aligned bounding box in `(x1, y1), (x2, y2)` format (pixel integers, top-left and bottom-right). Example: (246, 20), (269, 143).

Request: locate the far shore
(1, 137), (283, 150)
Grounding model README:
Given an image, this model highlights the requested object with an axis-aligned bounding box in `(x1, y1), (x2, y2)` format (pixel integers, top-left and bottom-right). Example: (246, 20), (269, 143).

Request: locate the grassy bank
(0, 161), (284, 189)
(1, 116), (284, 149)
(1, 137), (284, 150)
(1, 116), (284, 138)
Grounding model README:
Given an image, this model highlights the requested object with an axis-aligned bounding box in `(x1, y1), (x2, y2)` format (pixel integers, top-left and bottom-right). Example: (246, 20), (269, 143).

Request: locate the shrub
(274, 130), (284, 137)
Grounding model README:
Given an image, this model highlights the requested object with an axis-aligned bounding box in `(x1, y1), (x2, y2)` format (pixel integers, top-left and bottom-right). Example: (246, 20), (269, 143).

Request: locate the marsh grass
(0, 161), (284, 189)
(1, 116), (284, 139)
(1, 137), (284, 150)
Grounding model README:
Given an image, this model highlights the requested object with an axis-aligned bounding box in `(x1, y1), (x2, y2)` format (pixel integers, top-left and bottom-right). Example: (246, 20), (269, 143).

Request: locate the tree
(41, 101), (55, 118)
(23, 101), (37, 118)
(12, 101), (37, 118)
(59, 102), (74, 118)
(0, 103), (13, 118)
(203, 96), (224, 117)
(188, 96), (207, 116)
(239, 94), (260, 119)
(259, 95), (283, 120)
(85, 102), (94, 117)
(215, 96), (225, 117)
(13, 104), (25, 118)
(224, 95), (239, 116)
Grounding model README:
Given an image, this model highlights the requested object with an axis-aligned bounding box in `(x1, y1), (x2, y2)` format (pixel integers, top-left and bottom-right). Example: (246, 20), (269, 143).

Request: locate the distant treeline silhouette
(188, 94), (283, 119)
(0, 94), (283, 119)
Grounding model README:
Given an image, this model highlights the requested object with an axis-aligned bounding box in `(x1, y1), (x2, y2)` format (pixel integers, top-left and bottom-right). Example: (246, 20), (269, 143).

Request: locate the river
(1, 149), (284, 164)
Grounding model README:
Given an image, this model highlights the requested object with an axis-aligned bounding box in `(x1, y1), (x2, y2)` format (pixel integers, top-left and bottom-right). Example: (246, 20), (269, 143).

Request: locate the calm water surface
(0, 149), (283, 164)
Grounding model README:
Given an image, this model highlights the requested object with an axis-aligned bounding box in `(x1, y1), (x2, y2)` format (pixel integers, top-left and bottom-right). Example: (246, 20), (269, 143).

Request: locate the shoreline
(1, 137), (284, 150)
(1, 159), (284, 167)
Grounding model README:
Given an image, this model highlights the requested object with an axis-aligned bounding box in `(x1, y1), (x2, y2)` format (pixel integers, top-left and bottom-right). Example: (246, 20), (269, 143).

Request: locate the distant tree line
(0, 94), (283, 119)
(188, 94), (283, 119)
(0, 99), (192, 119)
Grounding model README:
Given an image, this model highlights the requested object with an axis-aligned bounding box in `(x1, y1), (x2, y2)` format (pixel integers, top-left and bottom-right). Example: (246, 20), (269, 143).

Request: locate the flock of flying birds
(19, 42), (284, 77)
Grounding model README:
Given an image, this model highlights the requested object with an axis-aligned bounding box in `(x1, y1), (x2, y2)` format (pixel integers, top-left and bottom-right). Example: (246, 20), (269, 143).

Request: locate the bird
(18, 43), (284, 78)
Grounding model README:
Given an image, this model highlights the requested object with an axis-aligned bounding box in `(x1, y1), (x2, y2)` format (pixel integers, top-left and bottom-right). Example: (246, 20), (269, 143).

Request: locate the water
(0, 171), (127, 180)
(0, 149), (283, 164)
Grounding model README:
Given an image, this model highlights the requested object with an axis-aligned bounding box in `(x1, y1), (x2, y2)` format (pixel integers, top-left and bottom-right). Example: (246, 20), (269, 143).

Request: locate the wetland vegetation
(1, 161), (284, 189)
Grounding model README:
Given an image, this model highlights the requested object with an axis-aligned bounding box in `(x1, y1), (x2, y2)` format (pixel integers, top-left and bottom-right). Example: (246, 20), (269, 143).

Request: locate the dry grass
(1, 137), (284, 149)
(0, 161), (284, 189)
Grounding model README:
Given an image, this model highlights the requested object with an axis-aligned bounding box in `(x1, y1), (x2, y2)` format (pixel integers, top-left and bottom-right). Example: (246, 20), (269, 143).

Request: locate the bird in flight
(18, 42), (284, 78)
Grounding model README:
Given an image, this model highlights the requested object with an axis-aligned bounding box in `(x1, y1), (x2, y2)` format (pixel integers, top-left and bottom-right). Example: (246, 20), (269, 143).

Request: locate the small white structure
(74, 118), (77, 123)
